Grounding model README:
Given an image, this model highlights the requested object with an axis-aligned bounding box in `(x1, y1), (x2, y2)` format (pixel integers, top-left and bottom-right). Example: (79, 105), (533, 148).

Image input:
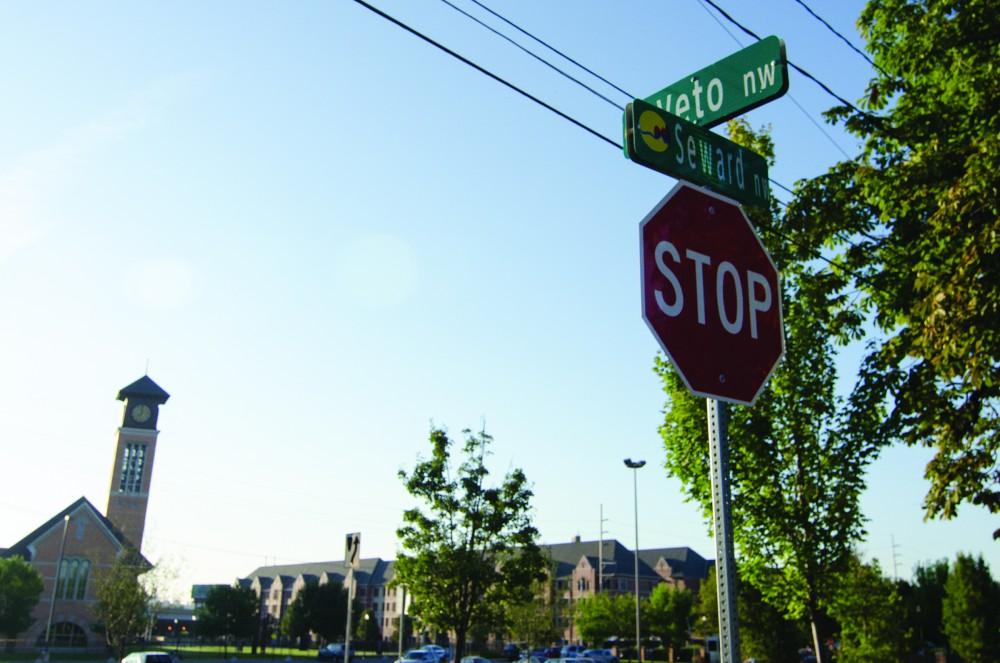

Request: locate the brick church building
(0, 376), (169, 650)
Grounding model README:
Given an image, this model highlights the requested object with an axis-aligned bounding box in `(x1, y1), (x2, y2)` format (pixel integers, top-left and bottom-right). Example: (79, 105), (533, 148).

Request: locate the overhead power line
(349, 0), (859, 268)
(695, 0), (851, 159)
(792, 0), (895, 79)
(350, 0), (622, 150)
(467, 0), (636, 99)
(437, 0), (625, 110)
(700, 0), (863, 114)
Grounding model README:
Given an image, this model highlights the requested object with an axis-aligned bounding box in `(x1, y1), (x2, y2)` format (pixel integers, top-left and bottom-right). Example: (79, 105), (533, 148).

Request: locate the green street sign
(624, 98), (771, 207)
(645, 36), (788, 128)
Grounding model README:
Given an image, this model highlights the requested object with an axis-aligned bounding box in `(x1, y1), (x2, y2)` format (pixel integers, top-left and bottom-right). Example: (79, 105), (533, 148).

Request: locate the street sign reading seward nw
(644, 36), (788, 128)
(640, 183), (784, 405)
(624, 99), (771, 208)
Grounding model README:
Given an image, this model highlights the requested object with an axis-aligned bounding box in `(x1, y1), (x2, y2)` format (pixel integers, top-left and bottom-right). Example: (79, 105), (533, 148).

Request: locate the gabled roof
(1, 496), (150, 567)
(245, 557), (395, 587)
(638, 547), (712, 580)
(542, 538), (659, 579)
(117, 375), (170, 404)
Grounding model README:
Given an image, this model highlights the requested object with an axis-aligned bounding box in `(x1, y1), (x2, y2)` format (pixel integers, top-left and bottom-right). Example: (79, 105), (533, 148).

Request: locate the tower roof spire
(117, 375), (170, 404)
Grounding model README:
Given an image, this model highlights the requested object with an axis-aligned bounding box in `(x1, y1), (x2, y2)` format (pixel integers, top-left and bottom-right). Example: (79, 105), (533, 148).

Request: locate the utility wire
(700, 0), (863, 114)
(696, 0), (851, 159)
(351, 0), (856, 269)
(467, 0), (636, 99)
(350, 0), (622, 150)
(437, 0), (625, 110)
(791, 0), (895, 79)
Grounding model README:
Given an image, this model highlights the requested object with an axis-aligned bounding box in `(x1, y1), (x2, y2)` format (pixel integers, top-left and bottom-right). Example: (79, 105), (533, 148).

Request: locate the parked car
(502, 644), (520, 661)
(422, 645), (448, 663)
(581, 650), (613, 663)
(461, 657), (491, 663)
(122, 652), (174, 663)
(560, 646), (585, 659)
(318, 644), (354, 662)
(398, 650), (434, 663)
(545, 647), (562, 659)
(528, 648), (548, 659)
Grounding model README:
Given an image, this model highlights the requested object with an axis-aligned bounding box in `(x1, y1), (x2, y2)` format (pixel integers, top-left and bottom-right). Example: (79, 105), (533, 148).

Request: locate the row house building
(240, 557), (407, 640)
(238, 536), (711, 646)
(544, 537), (713, 643)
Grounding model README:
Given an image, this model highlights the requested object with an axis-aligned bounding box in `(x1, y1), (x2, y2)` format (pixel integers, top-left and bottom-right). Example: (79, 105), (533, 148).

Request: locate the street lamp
(174, 618), (179, 653)
(624, 459), (646, 663)
(44, 515), (71, 653)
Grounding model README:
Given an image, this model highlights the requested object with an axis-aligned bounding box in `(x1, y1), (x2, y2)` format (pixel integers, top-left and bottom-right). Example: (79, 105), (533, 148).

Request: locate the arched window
(36, 622), (88, 647)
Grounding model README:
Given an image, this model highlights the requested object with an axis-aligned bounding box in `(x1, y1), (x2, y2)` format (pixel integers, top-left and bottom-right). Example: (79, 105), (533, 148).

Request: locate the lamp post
(174, 619), (179, 654)
(624, 459), (645, 663)
(44, 514), (71, 652)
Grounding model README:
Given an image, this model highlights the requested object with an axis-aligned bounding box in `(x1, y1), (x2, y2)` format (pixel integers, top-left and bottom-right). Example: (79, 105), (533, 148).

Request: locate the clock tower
(106, 375), (170, 551)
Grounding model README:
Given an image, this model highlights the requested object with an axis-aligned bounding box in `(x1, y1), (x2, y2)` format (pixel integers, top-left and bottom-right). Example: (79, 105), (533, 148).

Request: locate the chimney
(573, 534), (581, 543)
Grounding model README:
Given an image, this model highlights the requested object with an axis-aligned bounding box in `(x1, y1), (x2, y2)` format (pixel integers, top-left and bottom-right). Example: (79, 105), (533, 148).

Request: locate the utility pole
(890, 535), (902, 580)
(598, 505), (609, 593)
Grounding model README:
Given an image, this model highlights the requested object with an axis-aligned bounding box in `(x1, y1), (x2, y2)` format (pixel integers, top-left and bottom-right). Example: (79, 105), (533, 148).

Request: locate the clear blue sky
(1, 0), (995, 601)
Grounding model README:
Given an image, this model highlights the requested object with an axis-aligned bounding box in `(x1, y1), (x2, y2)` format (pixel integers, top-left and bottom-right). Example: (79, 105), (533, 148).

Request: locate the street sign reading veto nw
(624, 98), (771, 207)
(645, 36), (788, 128)
(641, 182), (784, 405)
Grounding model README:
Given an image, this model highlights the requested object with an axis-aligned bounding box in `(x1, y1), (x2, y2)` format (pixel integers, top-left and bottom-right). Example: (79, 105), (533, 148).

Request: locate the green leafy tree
(280, 597), (310, 647)
(0, 557), (44, 648)
(92, 550), (152, 661)
(503, 579), (560, 648)
(827, 556), (907, 663)
(355, 608), (381, 644)
(942, 554), (1000, 663)
(395, 427), (546, 663)
(643, 585), (692, 662)
(306, 581), (351, 644)
(738, 579), (803, 663)
(691, 567), (717, 637)
(784, 0), (1000, 532)
(196, 584), (258, 656)
(574, 593), (632, 646)
(656, 121), (879, 662)
(904, 559), (949, 651)
(573, 594), (614, 645)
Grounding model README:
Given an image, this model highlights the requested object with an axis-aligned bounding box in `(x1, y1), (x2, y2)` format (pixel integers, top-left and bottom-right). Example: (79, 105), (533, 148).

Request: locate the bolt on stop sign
(641, 182), (784, 405)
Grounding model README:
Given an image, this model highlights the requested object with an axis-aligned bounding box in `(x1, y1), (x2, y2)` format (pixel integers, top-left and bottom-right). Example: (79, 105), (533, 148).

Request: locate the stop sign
(641, 182), (784, 405)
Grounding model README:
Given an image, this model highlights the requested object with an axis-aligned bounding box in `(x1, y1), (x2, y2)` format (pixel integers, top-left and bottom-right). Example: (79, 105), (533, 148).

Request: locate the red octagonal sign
(641, 183), (784, 405)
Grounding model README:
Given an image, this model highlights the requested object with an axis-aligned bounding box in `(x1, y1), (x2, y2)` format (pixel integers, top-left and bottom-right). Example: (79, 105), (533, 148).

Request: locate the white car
(422, 645), (448, 663)
(121, 653), (175, 663)
(398, 650), (434, 663)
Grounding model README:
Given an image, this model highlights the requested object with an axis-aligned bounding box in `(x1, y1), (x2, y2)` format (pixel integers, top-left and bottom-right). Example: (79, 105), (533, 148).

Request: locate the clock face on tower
(131, 404), (152, 424)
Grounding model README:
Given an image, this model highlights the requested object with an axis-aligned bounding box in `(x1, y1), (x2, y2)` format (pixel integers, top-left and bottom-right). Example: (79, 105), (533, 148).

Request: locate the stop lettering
(640, 183), (784, 405)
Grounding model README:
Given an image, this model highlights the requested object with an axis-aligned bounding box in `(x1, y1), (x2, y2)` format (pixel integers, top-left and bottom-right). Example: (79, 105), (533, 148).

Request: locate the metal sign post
(344, 566), (354, 657)
(707, 399), (740, 663)
(344, 533), (361, 658)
